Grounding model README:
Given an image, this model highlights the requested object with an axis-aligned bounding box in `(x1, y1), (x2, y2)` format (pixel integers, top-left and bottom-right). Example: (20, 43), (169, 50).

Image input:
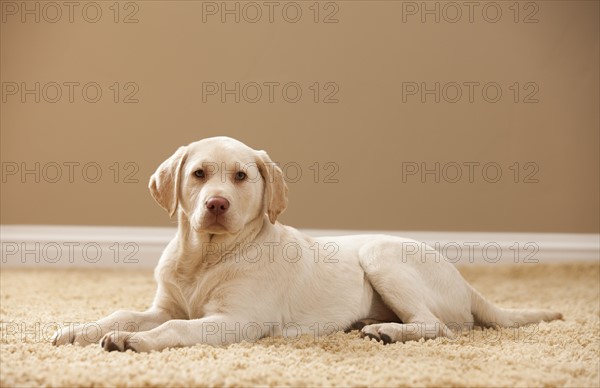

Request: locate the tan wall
(1, 1), (598, 233)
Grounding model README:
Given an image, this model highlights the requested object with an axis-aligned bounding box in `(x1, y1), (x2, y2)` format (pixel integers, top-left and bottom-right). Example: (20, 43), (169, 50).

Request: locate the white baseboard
(1, 225), (598, 268)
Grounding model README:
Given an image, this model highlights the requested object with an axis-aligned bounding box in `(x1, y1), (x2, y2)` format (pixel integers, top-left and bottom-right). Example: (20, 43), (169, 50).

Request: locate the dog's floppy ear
(149, 146), (188, 217)
(256, 150), (288, 224)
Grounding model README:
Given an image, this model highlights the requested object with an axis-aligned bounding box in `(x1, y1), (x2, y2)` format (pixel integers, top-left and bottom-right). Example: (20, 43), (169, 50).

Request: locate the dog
(52, 136), (562, 352)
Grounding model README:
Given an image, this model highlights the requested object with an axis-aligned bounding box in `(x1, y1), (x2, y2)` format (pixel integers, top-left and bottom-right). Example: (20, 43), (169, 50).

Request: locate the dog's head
(149, 137), (288, 235)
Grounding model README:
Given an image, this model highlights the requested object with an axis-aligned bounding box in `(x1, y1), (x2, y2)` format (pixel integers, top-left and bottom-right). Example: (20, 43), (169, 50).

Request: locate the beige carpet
(1, 263), (598, 387)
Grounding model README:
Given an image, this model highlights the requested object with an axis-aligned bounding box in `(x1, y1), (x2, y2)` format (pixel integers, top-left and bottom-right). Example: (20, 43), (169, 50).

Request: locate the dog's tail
(469, 285), (562, 327)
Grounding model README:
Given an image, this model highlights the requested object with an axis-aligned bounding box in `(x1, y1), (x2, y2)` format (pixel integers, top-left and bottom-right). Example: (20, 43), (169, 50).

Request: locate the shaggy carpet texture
(0, 263), (598, 387)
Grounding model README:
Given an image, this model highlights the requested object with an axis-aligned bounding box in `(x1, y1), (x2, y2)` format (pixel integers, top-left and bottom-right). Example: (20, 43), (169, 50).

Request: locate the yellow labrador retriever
(52, 136), (561, 352)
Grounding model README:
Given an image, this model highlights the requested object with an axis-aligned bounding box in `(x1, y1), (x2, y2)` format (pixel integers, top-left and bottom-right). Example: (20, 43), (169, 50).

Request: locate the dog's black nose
(205, 196), (230, 215)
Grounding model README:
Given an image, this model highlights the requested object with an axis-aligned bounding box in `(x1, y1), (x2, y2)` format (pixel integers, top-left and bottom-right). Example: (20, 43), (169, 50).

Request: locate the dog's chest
(172, 266), (232, 319)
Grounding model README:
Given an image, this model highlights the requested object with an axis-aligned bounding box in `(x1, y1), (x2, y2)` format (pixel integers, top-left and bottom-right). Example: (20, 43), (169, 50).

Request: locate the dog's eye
(234, 171), (247, 181)
(194, 169), (205, 178)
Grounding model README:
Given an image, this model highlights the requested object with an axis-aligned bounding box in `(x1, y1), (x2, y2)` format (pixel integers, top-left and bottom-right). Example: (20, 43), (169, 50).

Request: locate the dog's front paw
(52, 327), (75, 346)
(52, 325), (102, 347)
(100, 331), (139, 352)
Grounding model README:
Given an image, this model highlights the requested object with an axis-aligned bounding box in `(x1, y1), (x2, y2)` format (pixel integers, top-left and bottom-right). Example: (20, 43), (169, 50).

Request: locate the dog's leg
(52, 308), (172, 347)
(357, 243), (456, 344)
(100, 315), (261, 352)
(360, 314), (450, 344)
(356, 275), (451, 343)
(345, 319), (384, 333)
